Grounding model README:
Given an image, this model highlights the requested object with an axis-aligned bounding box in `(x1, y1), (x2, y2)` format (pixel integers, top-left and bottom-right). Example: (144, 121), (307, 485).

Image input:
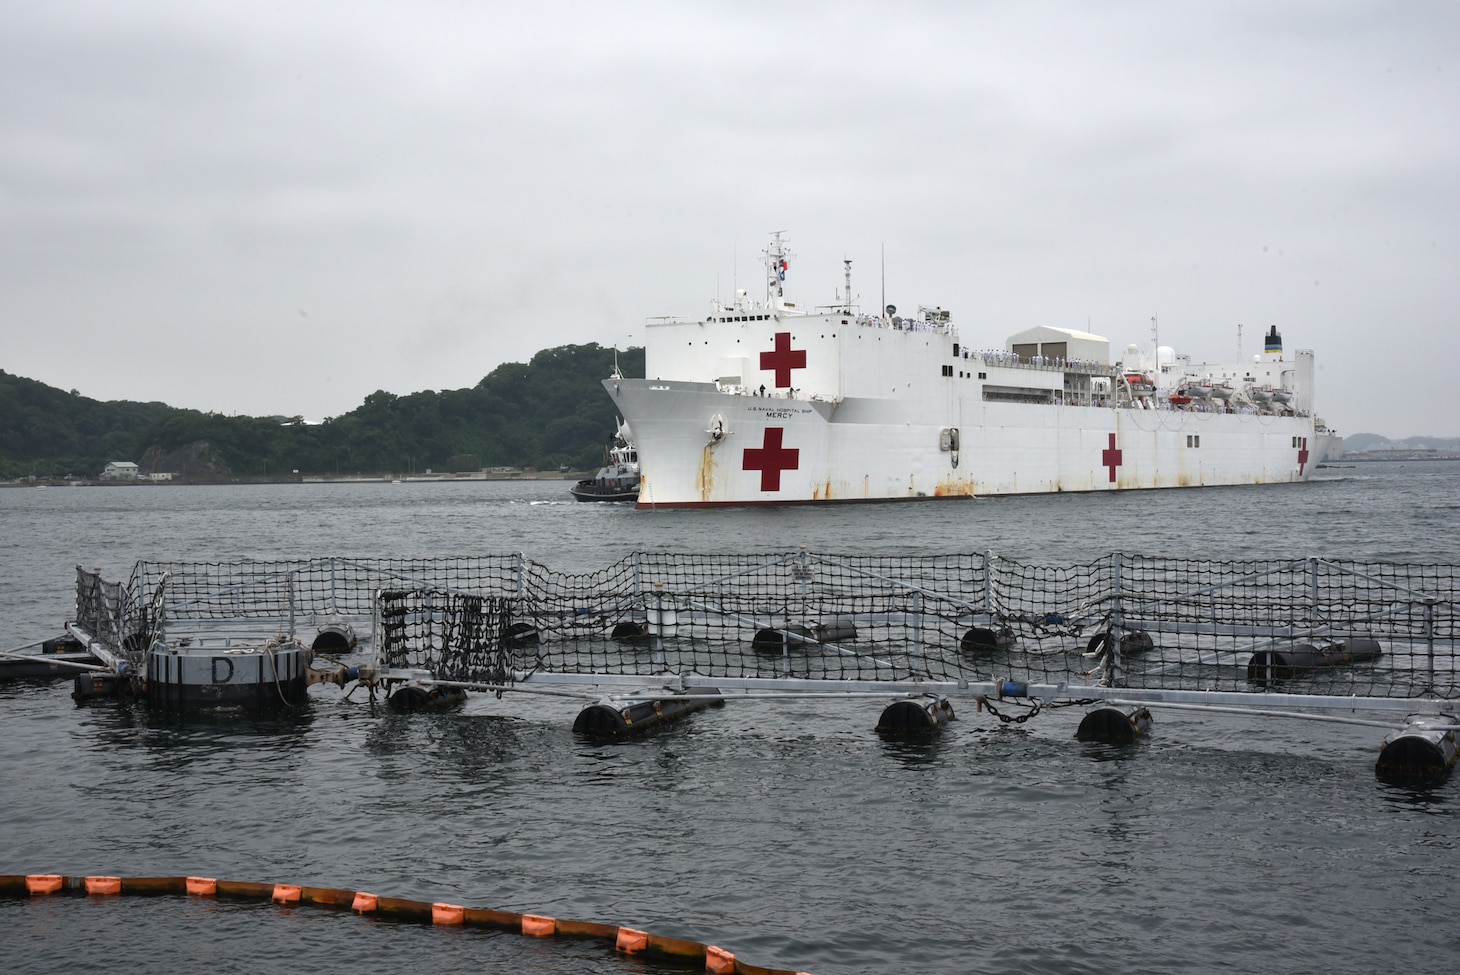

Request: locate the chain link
(977, 695), (1040, 723)
(977, 694), (1100, 723)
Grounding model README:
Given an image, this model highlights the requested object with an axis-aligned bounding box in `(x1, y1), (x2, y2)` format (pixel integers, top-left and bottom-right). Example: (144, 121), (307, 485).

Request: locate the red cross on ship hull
(1101, 433), (1123, 484)
(760, 332), (807, 388)
(743, 427), (800, 492)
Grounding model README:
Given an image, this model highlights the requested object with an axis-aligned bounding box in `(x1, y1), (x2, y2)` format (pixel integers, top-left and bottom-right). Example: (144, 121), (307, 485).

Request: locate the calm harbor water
(2, 462), (1458, 974)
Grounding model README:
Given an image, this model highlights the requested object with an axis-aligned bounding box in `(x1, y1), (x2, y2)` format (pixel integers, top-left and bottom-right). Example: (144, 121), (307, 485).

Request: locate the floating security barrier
(1375, 713), (1459, 783)
(573, 687), (724, 737)
(1247, 638), (1383, 683)
(1075, 706), (1153, 743)
(959, 626), (1016, 654)
(46, 553), (1460, 784)
(875, 694), (955, 735)
(0, 873), (813, 975)
(751, 618), (858, 653)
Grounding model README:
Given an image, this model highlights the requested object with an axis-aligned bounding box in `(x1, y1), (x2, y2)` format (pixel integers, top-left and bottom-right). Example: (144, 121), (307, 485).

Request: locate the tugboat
(570, 421), (641, 502)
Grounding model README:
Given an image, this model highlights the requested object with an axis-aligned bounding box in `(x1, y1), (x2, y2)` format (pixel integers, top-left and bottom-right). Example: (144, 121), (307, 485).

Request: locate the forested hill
(0, 343), (644, 480)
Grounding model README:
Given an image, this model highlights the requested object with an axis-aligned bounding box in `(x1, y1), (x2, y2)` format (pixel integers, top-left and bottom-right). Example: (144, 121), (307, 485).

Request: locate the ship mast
(765, 231), (789, 308)
(843, 258), (853, 314)
(1151, 314), (1160, 388)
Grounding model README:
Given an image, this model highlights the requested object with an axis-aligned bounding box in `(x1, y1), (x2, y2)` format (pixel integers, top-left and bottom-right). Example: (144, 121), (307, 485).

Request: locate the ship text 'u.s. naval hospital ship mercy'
(604, 234), (1340, 508)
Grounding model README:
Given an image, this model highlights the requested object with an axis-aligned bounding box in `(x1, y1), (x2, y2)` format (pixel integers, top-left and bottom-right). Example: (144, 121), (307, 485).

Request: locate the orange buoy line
(1, 874), (812, 975)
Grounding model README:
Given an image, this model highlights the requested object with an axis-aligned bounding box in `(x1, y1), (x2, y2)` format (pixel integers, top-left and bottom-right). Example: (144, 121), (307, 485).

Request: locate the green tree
(1, 343), (644, 479)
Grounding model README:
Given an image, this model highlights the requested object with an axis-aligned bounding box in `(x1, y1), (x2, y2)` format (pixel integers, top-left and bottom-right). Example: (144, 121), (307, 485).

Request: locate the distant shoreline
(2, 471), (587, 488)
(1335, 454), (1460, 462)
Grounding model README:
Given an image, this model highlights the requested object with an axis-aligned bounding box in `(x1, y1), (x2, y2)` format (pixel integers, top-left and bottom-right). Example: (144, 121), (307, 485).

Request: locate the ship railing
(716, 381), (839, 404)
(975, 352), (1108, 375)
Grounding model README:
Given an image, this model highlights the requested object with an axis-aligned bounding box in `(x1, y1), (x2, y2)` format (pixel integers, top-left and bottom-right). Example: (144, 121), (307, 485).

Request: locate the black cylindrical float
(1084, 629), (1153, 658)
(42, 636), (85, 654)
(387, 684), (468, 713)
(311, 623), (356, 654)
(751, 625), (811, 653)
(876, 696), (955, 735)
(73, 671), (123, 701)
(1375, 714), (1458, 783)
(611, 620), (650, 642)
(1075, 706), (1152, 743)
(505, 622), (540, 645)
(573, 703), (629, 735)
(573, 687), (723, 737)
(960, 626), (1014, 654)
(812, 618), (858, 643)
(1248, 638), (1383, 682)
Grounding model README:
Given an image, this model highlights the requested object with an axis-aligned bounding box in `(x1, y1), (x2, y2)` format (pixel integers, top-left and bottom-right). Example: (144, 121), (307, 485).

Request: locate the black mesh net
(378, 589), (513, 684)
(73, 554), (1459, 701)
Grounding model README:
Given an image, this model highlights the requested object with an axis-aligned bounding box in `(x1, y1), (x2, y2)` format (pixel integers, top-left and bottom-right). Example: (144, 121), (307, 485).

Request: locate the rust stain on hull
(697, 447), (716, 503)
(932, 479), (978, 498)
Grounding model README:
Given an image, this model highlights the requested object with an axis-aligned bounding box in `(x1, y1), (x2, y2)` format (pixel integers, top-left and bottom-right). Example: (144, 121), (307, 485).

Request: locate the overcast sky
(4, 0), (1456, 438)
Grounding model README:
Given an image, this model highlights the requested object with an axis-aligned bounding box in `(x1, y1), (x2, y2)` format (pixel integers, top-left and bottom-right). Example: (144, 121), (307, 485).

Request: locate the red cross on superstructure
(760, 331), (807, 388)
(743, 427), (799, 492)
(1297, 437), (1309, 476)
(1102, 433), (1123, 484)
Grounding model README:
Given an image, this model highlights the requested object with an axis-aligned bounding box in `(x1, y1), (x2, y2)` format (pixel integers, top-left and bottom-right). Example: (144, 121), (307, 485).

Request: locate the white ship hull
(609, 379), (1318, 506)
(610, 236), (1326, 509)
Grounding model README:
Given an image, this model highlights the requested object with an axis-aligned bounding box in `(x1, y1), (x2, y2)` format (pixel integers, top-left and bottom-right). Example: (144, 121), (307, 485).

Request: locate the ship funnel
(1264, 325), (1283, 357)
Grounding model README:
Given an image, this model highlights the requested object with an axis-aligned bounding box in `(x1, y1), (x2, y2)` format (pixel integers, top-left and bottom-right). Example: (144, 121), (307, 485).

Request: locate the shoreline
(2, 471), (587, 488)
